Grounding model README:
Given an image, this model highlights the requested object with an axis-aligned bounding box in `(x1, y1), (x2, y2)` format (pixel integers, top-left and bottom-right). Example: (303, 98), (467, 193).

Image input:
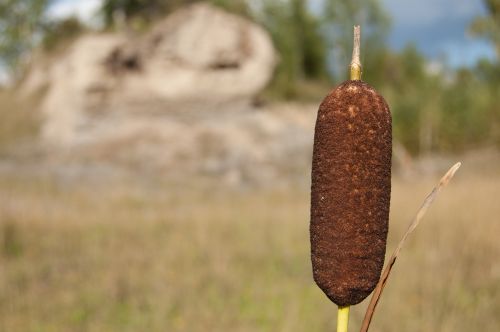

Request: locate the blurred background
(0, 0), (499, 331)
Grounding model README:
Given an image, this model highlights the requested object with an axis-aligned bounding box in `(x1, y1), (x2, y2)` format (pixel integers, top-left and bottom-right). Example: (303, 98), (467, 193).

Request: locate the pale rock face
(21, 4), (318, 185)
(25, 3), (276, 147)
(39, 34), (126, 144)
(123, 3), (276, 102)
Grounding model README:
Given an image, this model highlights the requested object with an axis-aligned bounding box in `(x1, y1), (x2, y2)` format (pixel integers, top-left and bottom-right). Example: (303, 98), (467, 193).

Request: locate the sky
(47, 0), (102, 26)
(381, 0), (495, 67)
(44, 0), (498, 68)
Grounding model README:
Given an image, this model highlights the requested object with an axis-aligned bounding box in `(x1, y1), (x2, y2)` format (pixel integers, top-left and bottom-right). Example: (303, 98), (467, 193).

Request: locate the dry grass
(0, 164), (499, 332)
(0, 90), (41, 153)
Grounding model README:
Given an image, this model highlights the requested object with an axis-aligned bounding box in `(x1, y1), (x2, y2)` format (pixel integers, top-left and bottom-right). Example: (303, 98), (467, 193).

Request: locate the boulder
(24, 3), (276, 146)
(21, 4), (318, 186)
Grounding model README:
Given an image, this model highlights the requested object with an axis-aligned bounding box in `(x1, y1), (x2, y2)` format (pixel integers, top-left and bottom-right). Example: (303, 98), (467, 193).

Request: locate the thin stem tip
(350, 25), (362, 80)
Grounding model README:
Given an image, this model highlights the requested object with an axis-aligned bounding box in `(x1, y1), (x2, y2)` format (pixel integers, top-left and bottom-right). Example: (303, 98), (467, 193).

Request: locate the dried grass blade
(359, 162), (462, 332)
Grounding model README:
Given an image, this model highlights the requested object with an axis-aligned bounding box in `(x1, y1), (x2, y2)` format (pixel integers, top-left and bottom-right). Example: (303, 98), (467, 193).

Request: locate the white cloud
(47, 0), (103, 25)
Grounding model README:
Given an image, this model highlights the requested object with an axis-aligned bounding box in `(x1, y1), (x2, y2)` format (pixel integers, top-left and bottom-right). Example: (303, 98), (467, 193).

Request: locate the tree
(210, 0), (250, 17)
(101, 0), (249, 29)
(256, 0), (328, 99)
(102, 0), (176, 28)
(470, 0), (500, 58)
(0, 0), (50, 74)
(470, 0), (500, 146)
(42, 17), (85, 52)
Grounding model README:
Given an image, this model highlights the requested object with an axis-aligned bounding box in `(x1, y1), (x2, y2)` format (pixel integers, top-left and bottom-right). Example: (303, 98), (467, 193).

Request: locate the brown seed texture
(310, 80), (392, 306)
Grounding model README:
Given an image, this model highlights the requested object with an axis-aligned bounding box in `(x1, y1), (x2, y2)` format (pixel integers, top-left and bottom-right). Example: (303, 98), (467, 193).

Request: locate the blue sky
(48, 0), (497, 68)
(381, 0), (495, 67)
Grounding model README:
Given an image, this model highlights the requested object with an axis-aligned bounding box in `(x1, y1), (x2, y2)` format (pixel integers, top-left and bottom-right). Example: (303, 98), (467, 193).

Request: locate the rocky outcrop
(21, 3), (317, 185)
(24, 3), (276, 145)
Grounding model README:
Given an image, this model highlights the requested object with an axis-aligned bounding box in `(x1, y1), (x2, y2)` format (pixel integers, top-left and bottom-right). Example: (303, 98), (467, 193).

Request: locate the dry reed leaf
(360, 162), (462, 332)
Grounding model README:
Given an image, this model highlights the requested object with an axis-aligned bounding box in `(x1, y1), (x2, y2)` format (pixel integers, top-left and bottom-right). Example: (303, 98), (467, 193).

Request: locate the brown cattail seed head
(310, 80), (392, 306)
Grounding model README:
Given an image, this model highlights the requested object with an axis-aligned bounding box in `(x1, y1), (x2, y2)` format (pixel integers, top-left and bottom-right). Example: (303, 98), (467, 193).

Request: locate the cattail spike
(310, 25), (392, 307)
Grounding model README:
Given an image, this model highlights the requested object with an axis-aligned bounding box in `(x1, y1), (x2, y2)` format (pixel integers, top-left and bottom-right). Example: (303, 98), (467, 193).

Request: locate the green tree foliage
(95, 0), (500, 152)
(42, 17), (85, 52)
(209, 0), (250, 16)
(382, 45), (428, 153)
(102, 0), (195, 28)
(101, 0), (249, 28)
(366, 43), (498, 154)
(289, 0), (327, 80)
(2, 0), (497, 153)
(256, 0), (328, 99)
(438, 69), (491, 150)
(469, 0), (500, 147)
(0, 0), (49, 73)
(470, 0), (500, 56)
(258, 0), (390, 99)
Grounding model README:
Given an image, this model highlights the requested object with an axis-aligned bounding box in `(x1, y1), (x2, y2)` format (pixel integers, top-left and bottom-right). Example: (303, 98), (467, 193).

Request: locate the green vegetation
(0, 0), (49, 75)
(470, 0), (500, 56)
(42, 17), (86, 52)
(0, 0), (498, 154)
(97, 0), (500, 154)
(254, 0), (329, 99)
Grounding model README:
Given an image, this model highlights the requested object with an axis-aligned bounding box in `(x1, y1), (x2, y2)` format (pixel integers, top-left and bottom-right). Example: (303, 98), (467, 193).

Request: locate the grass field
(1, 163), (499, 332)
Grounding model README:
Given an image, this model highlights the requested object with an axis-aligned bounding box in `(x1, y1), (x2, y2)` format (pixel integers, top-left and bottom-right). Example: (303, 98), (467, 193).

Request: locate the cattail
(310, 25), (392, 320)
